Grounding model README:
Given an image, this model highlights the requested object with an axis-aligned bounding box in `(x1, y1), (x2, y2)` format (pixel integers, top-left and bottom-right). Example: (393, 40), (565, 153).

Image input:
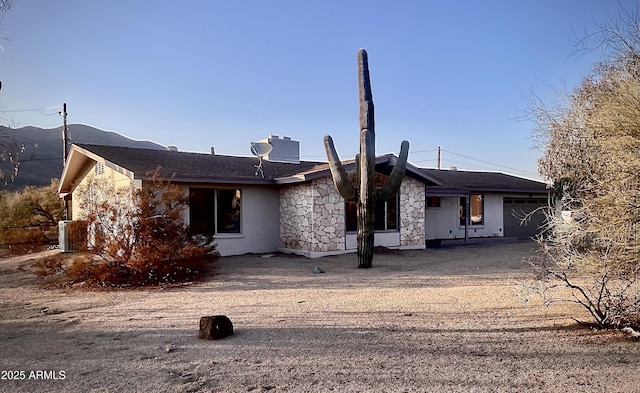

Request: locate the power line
(302, 146), (539, 177)
(208, 143), (533, 175)
(439, 148), (538, 176)
(0, 104), (63, 115)
(15, 157), (64, 162)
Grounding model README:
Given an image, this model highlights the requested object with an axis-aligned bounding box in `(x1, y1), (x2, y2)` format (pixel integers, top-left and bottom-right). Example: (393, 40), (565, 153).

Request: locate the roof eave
(274, 155), (443, 186)
(135, 173), (279, 185)
(59, 144), (139, 195)
(426, 187), (549, 195)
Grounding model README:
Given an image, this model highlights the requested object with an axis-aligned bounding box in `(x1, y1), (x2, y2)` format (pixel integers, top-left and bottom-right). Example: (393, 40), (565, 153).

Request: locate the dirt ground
(0, 242), (638, 393)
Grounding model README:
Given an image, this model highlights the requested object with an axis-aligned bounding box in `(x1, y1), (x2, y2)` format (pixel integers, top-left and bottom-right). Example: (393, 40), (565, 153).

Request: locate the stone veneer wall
(280, 177), (345, 252)
(399, 176), (425, 247)
(280, 182), (313, 251)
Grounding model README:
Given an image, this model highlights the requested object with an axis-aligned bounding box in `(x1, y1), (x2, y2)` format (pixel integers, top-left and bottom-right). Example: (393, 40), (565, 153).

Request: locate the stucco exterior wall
(479, 194), (504, 238)
(280, 177), (345, 253)
(194, 185), (280, 256)
(425, 194), (504, 240)
(70, 162), (134, 220)
(71, 163), (281, 256)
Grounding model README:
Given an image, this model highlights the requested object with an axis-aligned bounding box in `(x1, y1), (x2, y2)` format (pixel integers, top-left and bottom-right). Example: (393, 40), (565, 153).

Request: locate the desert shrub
(0, 129), (23, 186)
(0, 179), (64, 228)
(0, 225), (53, 256)
(33, 254), (65, 278)
(529, 7), (640, 330)
(0, 180), (65, 256)
(0, 226), (47, 245)
(46, 173), (217, 288)
(63, 254), (127, 287)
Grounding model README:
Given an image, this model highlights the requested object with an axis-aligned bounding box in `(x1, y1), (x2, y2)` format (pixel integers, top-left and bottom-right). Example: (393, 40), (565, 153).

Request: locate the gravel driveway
(0, 242), (638, 392)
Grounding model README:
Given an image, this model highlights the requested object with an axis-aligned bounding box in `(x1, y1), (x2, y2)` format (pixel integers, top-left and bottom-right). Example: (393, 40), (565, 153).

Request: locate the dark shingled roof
(422, 168), (548, 195)
(76, 144), (325, 184)
(70, 145), (543, 195)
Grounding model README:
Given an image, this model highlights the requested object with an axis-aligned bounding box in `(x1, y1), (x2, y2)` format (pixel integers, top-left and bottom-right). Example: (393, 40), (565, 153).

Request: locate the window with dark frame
(459, 194), (484, 226)
(189, 188), (241, 235)
(345, 193), (399, 232)
(216, 189), (241, 233)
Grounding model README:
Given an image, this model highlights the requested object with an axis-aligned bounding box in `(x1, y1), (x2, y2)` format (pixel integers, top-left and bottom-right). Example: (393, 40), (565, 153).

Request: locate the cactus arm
(378, 140), (410, 201)
(324, 135), (356, 201)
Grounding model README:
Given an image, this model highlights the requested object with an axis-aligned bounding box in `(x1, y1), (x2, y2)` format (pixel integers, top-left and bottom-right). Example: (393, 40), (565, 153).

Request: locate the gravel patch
(0, 242), (638, 392)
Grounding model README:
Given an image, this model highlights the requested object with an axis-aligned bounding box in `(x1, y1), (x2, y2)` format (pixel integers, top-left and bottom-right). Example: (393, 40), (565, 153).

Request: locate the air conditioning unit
(58, 220), (87, 252)
(58, 220), (72, 252)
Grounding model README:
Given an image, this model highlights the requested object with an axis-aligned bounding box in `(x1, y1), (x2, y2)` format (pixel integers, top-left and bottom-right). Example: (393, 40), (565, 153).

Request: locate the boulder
(198, 315), (233, 340)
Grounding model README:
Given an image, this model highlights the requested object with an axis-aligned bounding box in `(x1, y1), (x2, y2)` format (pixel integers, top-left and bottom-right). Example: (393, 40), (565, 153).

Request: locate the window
(459, 194), (484, 226)
(345, 200), (357, 232)
(189, 188), (241, 235)
(216, 189), (241, 233)
(426, 196), (441, 208)
(345, 193), (399, 232)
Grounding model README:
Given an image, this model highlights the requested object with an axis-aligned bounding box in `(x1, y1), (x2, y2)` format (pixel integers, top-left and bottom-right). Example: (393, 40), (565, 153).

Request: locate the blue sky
(0, 1), (634, 179)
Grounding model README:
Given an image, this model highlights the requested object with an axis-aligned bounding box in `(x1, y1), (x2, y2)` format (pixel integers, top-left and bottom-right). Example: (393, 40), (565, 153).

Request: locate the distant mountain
(0, 124), (165, 191)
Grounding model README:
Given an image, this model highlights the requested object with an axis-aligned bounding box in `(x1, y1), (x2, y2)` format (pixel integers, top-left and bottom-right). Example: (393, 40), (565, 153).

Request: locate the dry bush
(529, 7), (640, 330)
(0, 226), (47, 245)
(37, 173), (217, 288)
(0, 226), (50, 256)
(33, 254), (65, 278)
(0, 179), (64, 228)
(0, 179), (65, 256)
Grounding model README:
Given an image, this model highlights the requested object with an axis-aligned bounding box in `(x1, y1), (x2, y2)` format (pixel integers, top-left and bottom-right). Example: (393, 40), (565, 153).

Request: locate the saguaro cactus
(324, 49), (410, 268)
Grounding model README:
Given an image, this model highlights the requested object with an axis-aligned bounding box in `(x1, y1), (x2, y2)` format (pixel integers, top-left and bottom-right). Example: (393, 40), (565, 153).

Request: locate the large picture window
(189, 188), (241, 235)
(459, 194), (484, 226)
(345, 193), (399, 232)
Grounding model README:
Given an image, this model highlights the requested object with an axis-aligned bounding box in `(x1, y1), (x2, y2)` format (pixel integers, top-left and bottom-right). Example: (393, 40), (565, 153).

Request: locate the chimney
(259, 134), (300, 164)
(449, 166), (458, 171)
(210, 146), (215, 155)
(167, 145), (179, 152)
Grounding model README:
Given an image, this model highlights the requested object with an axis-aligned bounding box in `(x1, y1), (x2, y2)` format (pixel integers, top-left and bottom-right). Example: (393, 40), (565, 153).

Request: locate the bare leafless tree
(0, 0), (14, 14)
(529, 5), (640, 330)
(0, 127), (24, 186)
(0, 0), (18, 184)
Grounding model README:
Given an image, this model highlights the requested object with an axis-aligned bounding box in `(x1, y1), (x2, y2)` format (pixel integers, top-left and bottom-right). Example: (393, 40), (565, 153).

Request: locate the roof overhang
(150, 175), (279, 185)
(58, 144), (136, 195)
(275, 155), (442, 186)
(425, 187), (549, 196)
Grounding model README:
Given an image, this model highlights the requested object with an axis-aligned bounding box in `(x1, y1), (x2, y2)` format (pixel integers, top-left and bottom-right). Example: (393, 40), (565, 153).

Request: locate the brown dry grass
(0, 242), (639, 392)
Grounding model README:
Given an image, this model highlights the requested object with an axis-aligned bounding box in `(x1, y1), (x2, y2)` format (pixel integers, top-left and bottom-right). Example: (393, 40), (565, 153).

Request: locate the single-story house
(422, 168), (549, 245)
(58, 136), (548, 256)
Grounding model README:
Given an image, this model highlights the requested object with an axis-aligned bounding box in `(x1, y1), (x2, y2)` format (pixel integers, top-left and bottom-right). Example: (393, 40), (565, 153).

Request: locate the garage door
(503, 198), (548, 240)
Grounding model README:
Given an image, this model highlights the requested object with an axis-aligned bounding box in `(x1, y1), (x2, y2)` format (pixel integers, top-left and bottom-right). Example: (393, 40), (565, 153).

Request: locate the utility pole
(62, 102), (69, 163)
(61, 103), (70, 220)
(436, 146), (441, 169)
